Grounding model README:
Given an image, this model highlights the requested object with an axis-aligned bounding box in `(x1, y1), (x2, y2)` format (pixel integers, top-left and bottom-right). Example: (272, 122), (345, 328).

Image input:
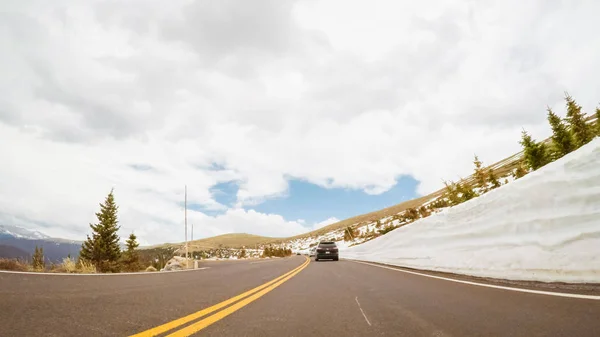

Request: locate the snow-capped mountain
(0, 225), (51, 240)
(0, 225), (83, 262)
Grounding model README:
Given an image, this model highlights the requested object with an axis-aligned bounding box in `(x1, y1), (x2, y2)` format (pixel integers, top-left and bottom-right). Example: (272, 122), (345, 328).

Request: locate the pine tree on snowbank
(547, 107), (574, 159)
(519, 129), (550, 171)
(564, 93), (593, 148)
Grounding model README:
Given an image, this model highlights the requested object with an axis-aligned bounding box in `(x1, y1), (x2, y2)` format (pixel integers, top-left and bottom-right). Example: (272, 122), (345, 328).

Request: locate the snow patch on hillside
(342, 138), (600, 283)
(0, 225), (51, 240)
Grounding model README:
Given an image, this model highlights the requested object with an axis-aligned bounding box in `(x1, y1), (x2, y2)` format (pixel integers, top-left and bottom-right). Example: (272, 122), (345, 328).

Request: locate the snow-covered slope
(0, 225), (50, 240)
(342, 138), (600, 283)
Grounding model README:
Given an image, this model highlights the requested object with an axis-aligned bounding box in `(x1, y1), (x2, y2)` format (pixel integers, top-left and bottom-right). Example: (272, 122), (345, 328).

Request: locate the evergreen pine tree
(472, 155), (489, 191)
(487, 169), (501, 189)
(443, 180), (461, 206)
(519, 129), (550, 170)
(404, 207), (420, 221)
(456, 180), (477, 202)
(564, 93), (593, 148)
(344, 226), (357, 241)
(512, 161), (528, 179)
(32, 246), (45, 270)
(418, 206), (430, 218)
(80, 189), (122, 273)
(122, 233), (140, 272)
(595, 107), (600, 137)
(547, 107), (574, 159)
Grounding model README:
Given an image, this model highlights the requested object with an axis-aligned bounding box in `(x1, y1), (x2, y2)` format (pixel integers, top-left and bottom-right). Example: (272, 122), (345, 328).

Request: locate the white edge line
(346, 259), (600, 301)
(355, 296), (372, 326)
(0, 267), (210, 276)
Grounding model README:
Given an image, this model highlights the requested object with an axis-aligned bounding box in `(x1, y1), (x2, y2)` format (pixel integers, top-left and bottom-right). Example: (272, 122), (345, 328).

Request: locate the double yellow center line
(130, 256), (310, 337)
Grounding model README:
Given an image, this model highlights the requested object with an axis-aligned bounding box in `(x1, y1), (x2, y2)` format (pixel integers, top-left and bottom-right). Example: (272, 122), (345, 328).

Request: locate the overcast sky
(1, 0), (599, 245)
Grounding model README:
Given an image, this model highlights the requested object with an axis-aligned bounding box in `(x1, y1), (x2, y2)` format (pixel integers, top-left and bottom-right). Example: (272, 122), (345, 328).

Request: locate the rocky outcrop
(162, 256), (190, 271)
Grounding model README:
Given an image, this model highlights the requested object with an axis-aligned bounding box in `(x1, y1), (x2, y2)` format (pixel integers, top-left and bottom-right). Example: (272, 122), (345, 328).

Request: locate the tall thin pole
(191, 223), (194, 242)
(185, 185), (188, 268)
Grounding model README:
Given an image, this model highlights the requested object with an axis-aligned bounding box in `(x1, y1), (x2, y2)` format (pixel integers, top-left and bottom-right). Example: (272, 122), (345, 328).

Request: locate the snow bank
(343, 138), (600, 283)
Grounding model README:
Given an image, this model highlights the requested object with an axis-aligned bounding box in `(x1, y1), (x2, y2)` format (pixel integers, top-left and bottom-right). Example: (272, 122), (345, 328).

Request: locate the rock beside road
(162, 256), (191, 271)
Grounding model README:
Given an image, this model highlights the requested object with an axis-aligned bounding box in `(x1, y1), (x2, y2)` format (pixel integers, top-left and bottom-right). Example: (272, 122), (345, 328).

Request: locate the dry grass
(49, 258), (97, 273)
(78, 260), (97, 273)
(145, 266), (157, 272)
(51, 257), (77, 273)
(0, 258), (30, 272)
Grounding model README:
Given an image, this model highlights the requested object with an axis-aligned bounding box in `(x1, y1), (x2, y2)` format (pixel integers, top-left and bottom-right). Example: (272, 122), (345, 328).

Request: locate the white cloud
(1, 0), (600, 244)
(311, 217), (341, 231)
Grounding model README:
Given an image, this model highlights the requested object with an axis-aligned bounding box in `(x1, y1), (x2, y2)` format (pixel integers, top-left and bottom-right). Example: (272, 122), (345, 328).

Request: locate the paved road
(1, 256), (599, 336)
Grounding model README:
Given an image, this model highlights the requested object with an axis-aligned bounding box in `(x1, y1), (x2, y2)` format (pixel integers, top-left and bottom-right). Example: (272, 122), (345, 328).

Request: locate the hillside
(150, 146), (524, 252)
(0, 244), (30, 260)
(148, 233), (281, 252)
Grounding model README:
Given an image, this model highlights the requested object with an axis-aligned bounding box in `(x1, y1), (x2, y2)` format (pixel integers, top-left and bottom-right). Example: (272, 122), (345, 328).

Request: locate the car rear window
(318, 242), (336, 247)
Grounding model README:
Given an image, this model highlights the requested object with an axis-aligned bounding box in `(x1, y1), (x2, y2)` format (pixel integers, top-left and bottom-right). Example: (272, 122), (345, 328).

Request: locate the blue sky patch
(210, 181), (240, 208)
(246, 177), (419, 226)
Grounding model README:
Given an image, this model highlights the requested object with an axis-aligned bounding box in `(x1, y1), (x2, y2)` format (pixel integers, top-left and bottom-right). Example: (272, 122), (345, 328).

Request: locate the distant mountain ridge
(0, 224), (51, 240)
(0, 225), (83, 262)
(0, 244), (31, 260)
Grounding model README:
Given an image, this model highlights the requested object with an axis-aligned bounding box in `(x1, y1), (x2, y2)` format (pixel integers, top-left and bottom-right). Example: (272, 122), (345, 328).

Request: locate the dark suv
(315, 241), (339, 261)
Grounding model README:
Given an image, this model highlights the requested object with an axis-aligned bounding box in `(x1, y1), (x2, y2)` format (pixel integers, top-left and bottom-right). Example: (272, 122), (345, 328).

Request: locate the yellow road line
(166, 257), (310, 336)
(129, 256), (309, 337)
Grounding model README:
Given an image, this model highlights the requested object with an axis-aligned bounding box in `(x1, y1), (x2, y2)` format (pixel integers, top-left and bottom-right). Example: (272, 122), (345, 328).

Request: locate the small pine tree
(595, 107), (600, 137)
(564, 93), (593, 148)
(262, 246), (271, 258)
(343, 226), (357, 241)
(80, 189), (122, 273)
(512, 161), (528, 179)
(443, 180), (461, 206)
(430, 196), (449, 209)
(519, 129), (550, 170)
(122, 233), (141, 272)
(472, 155), (489, 191)
(487, 169), (501, 190)
(444, 179), (476, 205)
(32, 246), (45, 271)
(404, 208), (420, 221)
(547, 107), (574, 159)
(456, 180), (477, 202)
(418, 206), (430, 218)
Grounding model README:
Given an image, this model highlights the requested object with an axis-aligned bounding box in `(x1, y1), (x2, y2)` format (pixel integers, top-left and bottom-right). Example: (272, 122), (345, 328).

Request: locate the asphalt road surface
(1, 255), (599, 336)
